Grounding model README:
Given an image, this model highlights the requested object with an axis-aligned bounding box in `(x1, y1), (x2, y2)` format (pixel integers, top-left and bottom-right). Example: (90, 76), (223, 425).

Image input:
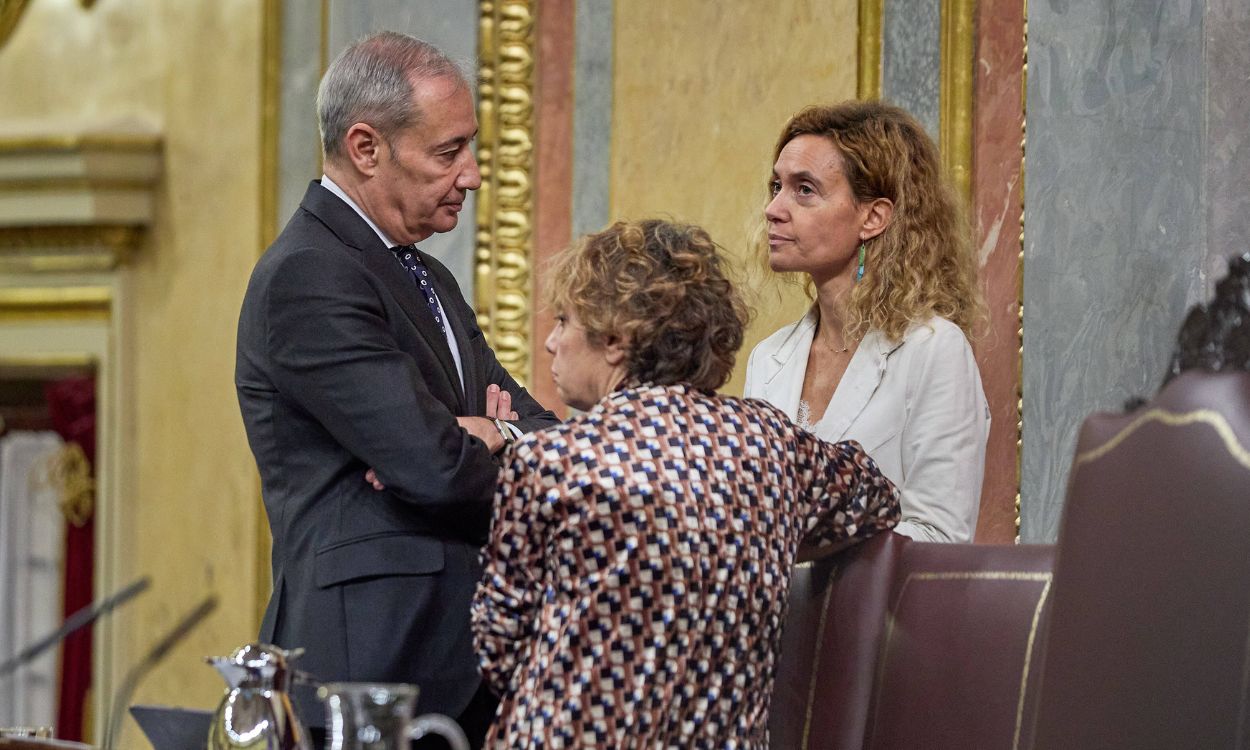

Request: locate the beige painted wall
(0, 1), (263, 744)
(611, 0), (860, 396)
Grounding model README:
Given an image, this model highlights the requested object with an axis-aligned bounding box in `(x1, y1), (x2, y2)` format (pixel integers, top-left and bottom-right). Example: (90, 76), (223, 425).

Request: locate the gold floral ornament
(40, 442), (95, 528)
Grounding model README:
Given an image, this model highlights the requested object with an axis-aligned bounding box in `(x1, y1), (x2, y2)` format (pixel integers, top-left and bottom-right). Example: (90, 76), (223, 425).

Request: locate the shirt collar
(320, 174), (399, 249)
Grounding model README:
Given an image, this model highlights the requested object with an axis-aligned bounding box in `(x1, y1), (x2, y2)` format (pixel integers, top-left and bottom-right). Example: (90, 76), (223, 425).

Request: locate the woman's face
(544, 309), (622, 411)
(765, 134), (873, 284)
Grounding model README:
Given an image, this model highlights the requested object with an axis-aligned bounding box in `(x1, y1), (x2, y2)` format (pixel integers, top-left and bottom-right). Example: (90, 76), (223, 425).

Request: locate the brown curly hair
(547, 219), (749, 391)
(769, 100), (986, 342)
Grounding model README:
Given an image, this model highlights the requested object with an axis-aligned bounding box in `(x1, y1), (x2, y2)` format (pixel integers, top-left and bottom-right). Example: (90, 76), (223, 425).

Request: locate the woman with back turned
(471, 219), (900, 748)
(745, 101), (990, 543)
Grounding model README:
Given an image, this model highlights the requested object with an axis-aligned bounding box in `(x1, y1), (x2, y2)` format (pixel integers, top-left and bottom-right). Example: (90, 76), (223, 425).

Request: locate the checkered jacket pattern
(472, 383), (900, 748)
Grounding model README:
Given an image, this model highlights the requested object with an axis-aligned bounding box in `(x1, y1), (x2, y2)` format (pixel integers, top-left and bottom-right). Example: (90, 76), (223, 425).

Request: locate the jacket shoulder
(899, 315), (973, 350)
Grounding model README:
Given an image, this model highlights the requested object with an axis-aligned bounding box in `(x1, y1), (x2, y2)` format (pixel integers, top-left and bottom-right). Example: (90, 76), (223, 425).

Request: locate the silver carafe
(207, 643), (312, 750)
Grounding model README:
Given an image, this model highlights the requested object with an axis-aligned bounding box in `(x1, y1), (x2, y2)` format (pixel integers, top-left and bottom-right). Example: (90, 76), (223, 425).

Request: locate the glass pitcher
(318, 683), (469, 750)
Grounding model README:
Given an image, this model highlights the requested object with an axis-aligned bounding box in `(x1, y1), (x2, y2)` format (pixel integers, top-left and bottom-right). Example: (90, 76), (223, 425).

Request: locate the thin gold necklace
(816, 334), (851, 355)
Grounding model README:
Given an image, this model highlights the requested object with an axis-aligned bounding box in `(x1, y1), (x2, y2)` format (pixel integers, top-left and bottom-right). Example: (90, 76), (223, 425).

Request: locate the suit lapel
(300, 181), (467, 412)
(759, 306), (902, 441)
(760, 309), (817, 420)
(821, 330), (897, 441)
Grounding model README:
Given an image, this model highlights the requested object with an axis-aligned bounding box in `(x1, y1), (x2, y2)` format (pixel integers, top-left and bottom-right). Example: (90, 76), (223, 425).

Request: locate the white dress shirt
(320, 174), (465, 390)
(744, 309), (989, 542)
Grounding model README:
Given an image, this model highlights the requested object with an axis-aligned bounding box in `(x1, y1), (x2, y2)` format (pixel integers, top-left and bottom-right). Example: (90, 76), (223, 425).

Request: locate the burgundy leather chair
(1027, 371), (1250, 749)
(770, 533), (1055, 750)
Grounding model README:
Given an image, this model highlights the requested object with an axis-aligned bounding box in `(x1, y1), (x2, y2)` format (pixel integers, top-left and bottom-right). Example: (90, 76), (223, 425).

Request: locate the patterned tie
(390, 245), (446, 334)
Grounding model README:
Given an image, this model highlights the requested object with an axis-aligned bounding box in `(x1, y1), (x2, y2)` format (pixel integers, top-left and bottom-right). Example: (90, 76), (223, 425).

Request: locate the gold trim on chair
(799, 566), (839, 750)
(870, 570), (1052, 748)
(1014, 577), (1050, 750)
(1075, 408), (1250, 471)
(475, 0), (536, 386)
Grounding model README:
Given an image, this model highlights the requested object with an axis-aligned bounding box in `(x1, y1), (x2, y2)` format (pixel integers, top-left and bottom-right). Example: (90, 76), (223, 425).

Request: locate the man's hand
(456, 416), (506, 453)
(485, 383), (519, 420)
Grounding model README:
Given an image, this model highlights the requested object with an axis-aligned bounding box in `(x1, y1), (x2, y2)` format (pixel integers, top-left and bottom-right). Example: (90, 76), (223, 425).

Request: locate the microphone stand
(102, 595), (218, 750)
(0, 577), (150, 677)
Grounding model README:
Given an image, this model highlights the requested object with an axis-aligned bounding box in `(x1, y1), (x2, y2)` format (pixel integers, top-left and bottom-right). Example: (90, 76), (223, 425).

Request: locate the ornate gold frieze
(476, 0), (535, 386)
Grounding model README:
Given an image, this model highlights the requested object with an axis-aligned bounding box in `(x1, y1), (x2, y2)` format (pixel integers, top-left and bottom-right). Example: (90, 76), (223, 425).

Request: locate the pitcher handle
(407, 712), (470, 750)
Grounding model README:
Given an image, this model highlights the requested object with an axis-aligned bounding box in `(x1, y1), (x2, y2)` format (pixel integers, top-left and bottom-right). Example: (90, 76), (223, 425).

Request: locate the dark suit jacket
(235, 181), (557, 725)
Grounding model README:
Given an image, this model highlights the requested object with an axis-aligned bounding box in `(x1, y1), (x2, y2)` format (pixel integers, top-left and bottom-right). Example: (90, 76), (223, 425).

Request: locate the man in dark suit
(235, 32), (557, 746)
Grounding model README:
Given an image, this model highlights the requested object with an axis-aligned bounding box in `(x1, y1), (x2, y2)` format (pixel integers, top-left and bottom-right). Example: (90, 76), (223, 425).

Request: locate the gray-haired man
(235, 32), (557, 745)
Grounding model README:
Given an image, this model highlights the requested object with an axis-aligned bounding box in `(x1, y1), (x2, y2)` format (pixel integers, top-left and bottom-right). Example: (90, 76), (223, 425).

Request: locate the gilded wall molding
(940, 0), (975, 199)
(476, 0), (536, 386)
(0, 133), (160, 273)
(0, 0), (98, 48)
(857, 0), (883, 99)
(0, 285), (111, 319)
(0, 225), (141, 272)
(0, 134), (162, 152)
(860, 0), (974, 200)
(0, 0), (30, 48)
(1017, 0), (1028, 541)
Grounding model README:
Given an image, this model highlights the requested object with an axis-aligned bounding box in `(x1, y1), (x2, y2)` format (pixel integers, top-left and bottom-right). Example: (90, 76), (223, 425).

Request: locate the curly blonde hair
(770, 101), (986, 342)
(547, 219), (749, 391)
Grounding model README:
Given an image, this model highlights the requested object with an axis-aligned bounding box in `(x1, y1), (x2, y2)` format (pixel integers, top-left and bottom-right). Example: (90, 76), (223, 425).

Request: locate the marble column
(971, 0), (1025, 543)
(1022, 1), (1211, 541)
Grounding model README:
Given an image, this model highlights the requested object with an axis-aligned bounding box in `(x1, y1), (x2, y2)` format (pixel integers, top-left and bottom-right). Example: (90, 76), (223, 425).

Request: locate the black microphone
(103, 594), (218, 750)
(0, 576), (151, 677)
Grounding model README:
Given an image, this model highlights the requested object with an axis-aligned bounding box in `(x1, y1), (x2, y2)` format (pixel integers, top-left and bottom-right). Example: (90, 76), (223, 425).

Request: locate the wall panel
(1022, 1), (1206, 541)
(610, 0), (860, 397)
(0, 0), (265, 744)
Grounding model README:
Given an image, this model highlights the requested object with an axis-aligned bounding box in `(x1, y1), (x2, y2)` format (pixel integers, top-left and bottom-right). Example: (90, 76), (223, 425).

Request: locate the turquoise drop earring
(855, 242), (866, 283)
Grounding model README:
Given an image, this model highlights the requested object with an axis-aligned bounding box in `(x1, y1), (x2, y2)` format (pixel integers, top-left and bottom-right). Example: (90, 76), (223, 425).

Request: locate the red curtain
(44, 376), (96, 742)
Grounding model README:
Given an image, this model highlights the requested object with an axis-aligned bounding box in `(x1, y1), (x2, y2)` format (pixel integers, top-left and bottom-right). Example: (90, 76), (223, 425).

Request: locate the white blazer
(744, 309), (989, 542)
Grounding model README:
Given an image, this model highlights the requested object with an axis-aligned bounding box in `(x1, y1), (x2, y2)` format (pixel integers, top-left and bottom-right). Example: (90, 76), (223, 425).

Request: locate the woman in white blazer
(743, 101), (989, 542)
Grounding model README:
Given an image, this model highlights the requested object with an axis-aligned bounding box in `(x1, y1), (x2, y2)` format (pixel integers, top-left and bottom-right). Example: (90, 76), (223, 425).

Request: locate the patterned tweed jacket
(472, 383), (900, 749)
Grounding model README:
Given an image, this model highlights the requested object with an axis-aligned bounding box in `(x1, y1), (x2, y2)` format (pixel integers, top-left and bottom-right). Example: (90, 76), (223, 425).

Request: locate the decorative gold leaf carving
(476, 0), (535, 386)
(41, 442), (95, 528)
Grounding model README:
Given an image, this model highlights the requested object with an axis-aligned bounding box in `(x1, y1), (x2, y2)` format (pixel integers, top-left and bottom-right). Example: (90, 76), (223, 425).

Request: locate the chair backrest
(1028, 370), (1250, 749)
(862, 541), (1054, 750)
(771, 532), (908, 750)
(770, 532), (1055, 750)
